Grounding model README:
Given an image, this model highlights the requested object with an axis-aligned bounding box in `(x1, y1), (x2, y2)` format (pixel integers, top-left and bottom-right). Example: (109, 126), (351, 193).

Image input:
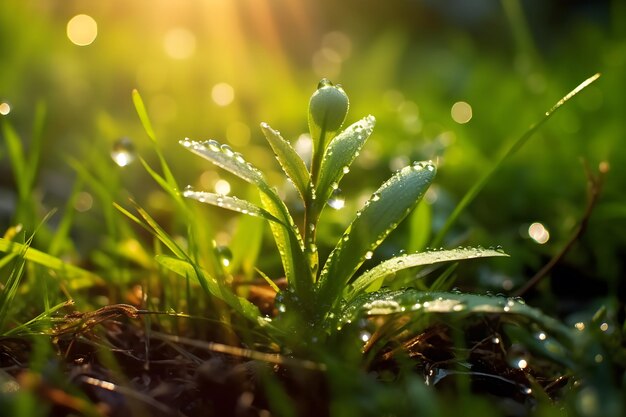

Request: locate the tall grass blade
(431, 73), (601, 247)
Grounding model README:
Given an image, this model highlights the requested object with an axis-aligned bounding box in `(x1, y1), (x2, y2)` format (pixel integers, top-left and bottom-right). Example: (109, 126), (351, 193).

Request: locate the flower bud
(308, 79), (349, 149)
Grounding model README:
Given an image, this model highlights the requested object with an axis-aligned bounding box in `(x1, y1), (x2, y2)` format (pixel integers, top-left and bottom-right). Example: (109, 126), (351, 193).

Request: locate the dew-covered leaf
(182, 188), (285, 225)
(259, 192), (314, 305)
(339, 289), (574, 344)
(316, 116), (375, 211)
(317, 162), (436, 310)
(260, 122), (310, 202)
(180, 138), (267, 189)
(346, 247), (508, 300)
(156, 254), (262, 323)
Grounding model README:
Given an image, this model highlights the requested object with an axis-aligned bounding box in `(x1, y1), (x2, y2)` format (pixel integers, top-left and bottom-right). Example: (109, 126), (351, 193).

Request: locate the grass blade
(155, 254), (262, 323)
(260, 122), (310, 202)
(317, 162), (436, 311)
(0, 237), (103, 285)
(431, 73), (601, 247)
(132, 89), (156, 143)
(316, 116), (375, 212)
(346, 247), (508, 300)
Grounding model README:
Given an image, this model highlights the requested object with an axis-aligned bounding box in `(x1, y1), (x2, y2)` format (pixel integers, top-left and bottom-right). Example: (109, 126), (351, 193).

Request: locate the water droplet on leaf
(328, 189), (345, 210)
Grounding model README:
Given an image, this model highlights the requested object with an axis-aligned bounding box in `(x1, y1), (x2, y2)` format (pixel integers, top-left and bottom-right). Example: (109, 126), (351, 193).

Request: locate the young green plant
(178, 79), (506, 340)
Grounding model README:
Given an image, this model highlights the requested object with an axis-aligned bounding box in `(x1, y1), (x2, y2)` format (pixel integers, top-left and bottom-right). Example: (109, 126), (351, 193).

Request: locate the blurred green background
(1, 0), (624, 310)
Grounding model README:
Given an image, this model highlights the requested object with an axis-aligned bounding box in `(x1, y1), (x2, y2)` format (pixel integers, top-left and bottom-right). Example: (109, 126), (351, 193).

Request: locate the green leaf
(339, 289), (574, 345)
(346, 247), (508, 300)
(180, 138), (267, 189)
(183, 188), (285, 225)
(155, 254), (262, 323)
(259, 192), (314, 305)
(260, 122), (310, 202)
(316, 115), (375, 212)
(317, 162), (436, 311)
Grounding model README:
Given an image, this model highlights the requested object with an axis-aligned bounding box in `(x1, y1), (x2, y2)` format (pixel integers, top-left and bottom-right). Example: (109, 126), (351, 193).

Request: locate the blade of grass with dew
(346, 247), (507, 300)
(317, 162), (436, 312)
(431, 73), (601, 247)
(260, 122), (310, 202)
(339, 289), (575, 344)
(316, 115), (375, 212)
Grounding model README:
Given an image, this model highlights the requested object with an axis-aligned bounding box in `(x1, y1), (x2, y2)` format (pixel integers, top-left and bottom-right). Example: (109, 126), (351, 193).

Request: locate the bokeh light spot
(74, 192), (94, 212)
(528, 222), (550, 244)
(211, 83), (235, 106)
(163, 28), (196, 60)
(67, 14), (98, 46)
(214, 179), (231, 195)
(451, 101), (472, 124)
(0, 102), (10, 115)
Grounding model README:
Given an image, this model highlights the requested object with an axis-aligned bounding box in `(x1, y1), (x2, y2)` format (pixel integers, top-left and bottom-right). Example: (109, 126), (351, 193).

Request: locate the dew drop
(214, 245), (233, 268)
(207, 140), (221, 152)
(342, 166), (350, 174)
(371, 193), (381, 202)
(233, 152), (245, 163)
(111, 137), (136, 167)
(330, 182), (339, 190)
(328, 189), (345, 210)
(364, 251), (373, 260)
(220, 144), (234, 157)
(535, 332), (547, 341)
(359, 330), (371, 343)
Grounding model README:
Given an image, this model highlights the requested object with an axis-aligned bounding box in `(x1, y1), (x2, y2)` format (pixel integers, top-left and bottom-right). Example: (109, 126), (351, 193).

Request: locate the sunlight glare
(67, 14), (98, 46)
